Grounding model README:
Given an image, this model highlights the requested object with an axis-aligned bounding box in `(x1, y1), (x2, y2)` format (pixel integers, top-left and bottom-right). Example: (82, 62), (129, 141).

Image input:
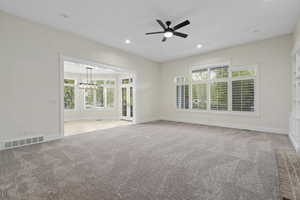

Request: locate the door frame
(119, 76), (135, 121)
(59, 55), (137, 137)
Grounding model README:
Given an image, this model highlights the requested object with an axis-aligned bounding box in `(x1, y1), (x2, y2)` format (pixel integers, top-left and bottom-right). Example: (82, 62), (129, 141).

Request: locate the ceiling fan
(146, 19), (190, 42)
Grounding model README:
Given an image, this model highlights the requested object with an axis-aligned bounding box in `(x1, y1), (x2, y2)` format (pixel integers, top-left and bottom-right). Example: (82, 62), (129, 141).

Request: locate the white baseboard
(289, 133), (300, 152)
(135, 116), (160, 124)
(64, 116), (119, 122)
(159, 117), (288, 135)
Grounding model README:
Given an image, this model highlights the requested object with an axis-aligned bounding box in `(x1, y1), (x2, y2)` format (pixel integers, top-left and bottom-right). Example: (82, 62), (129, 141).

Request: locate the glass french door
(121, 78), (133, 121)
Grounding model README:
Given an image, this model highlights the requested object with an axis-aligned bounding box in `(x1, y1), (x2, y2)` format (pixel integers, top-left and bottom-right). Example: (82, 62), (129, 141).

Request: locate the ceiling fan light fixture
(146, 19), (190, 42)
(164, 31), (173, 38)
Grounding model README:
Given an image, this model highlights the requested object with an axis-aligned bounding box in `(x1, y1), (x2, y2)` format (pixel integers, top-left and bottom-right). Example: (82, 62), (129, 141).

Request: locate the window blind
(176, 85), (189, 109)
(210, 82), (228, 111)
(232, 79), (255, 112)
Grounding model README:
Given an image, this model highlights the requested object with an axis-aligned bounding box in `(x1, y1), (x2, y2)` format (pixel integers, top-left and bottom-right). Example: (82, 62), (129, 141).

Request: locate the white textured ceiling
(0, 0), (300, 62)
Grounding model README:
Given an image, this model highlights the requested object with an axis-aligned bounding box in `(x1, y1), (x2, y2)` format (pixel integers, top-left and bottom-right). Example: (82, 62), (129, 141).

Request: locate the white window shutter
(232, 79), (255, 112)
(210, 82), (228, 111)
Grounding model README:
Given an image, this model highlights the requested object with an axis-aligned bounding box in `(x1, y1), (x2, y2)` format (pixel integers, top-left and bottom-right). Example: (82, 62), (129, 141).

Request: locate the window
(84, 88), (94, 109)
(231, 68), (256, 112)
(64, 79), (75, 110)
(84, 79), (115, 109)
(209, 66), (229, 111)
(106, 88), (114, 108)
(192, 83), (207, 110)
(175, 65), (257, 114)
(192, 69), (208, 81)
(210, 82), (228, 111)
(122, 78), (133, 84)
(175, 77), (189, 109)
(96, 87), (104, 107)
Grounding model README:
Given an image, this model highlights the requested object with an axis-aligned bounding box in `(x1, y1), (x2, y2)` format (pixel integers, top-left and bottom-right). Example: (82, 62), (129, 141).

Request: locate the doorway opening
(60, 56), (136, 136)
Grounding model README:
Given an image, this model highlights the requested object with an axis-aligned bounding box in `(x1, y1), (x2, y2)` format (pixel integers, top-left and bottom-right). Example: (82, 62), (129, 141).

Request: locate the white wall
(294, 20), (300, 51)
(290, 18), (300, 151)
(0, 11), (160, 142)
(160, 35), (293, 134)
(64, 73), (120, 121)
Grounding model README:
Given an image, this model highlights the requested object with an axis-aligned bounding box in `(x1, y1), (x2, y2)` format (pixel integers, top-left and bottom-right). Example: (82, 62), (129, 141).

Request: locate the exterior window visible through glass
(210, 66), (229, 79)
(64, 79), (75, 110)
(192, 83), (207, 110)
(84, 79), (115, 109)
(232, 69), (256, 78)
(122, 88), (127, 116)
(122, 79), (132, 84)
(96, 80), (105, 85)
(192, 69), (208, 81)
(96, 87), (104, 107)
(106, 88), (114, 108)
(130, 87), (133, 117)
(210, 82), (228, 111)
(85, 88), (94, 109)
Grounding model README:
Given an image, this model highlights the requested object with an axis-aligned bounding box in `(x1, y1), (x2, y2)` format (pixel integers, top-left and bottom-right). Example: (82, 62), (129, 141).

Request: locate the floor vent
(4, 136), (44, 149)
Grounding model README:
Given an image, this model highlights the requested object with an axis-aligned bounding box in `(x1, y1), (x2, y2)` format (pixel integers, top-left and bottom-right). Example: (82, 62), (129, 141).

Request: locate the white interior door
(121, 78), (134, 121)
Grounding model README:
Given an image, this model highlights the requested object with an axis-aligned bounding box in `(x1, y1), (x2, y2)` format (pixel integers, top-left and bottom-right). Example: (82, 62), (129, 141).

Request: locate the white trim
(120, 76), (135, 121)
(289, 133), (300, 152)
(64, 116), (119, 122)
(175, 107), (259, 117)
(59, 54), (64, 137)
(159, 118), (288, 135)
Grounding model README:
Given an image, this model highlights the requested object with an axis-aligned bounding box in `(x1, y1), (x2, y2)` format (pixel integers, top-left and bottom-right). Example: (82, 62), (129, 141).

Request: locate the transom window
(176, 64), (257, 113)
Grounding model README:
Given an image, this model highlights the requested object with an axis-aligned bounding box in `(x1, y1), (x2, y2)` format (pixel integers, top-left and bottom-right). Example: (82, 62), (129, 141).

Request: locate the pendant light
(78, 67), (97, 89)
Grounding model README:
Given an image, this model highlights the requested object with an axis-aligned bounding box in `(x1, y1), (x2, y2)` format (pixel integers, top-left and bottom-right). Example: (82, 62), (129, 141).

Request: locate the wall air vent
(3, 136), (44, 150)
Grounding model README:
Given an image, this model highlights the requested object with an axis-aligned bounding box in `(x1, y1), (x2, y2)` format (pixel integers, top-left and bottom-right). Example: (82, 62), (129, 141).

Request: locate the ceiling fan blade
(173, 32), (188, 38)
(173, 20), (190, 30)
(145, 31), (165, 35)
(162, 37), (167, 42)
(156, 19), (167, 30)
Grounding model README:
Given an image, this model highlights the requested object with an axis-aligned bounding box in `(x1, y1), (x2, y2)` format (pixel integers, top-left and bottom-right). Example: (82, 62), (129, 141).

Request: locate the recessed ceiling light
(197, 44), (203, 49)
(60, 13), (70, 18)
(252, 29), (261, 33)
(125, 39), (131, 44)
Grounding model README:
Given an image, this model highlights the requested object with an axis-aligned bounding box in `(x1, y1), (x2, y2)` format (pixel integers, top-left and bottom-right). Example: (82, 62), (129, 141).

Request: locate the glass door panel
(122, 87), (127, 117)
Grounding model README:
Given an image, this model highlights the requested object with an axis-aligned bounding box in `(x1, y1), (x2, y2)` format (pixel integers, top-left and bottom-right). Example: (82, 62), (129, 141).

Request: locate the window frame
(175, 64), (259, 116)
(84, 79), (116, 110)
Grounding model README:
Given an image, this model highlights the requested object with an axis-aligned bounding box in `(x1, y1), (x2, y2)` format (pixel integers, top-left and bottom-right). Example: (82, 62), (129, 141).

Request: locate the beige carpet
(64, 120), (132, 136)
(276, 149), (300, 200)
(0, 121), (294, 200)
